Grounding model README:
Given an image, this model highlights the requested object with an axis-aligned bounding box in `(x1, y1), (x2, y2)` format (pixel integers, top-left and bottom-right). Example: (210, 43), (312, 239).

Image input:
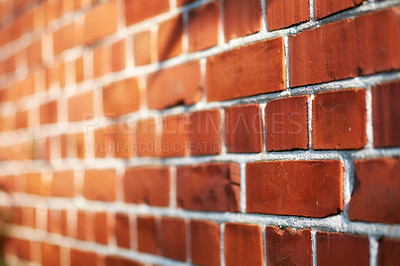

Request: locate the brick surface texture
(0, 0), (399, 265)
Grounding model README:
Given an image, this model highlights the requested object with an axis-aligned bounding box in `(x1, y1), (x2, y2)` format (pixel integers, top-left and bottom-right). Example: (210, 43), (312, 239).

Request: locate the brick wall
(0, 0), (400, 265)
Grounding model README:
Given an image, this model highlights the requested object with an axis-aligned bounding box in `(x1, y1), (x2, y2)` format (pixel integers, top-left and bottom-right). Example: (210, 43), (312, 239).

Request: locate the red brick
(46, 63), (65, 90)
(15, 238), (30, 261)
(94, 126), (115, 158)
(27, 38), (42, 65)
(158, 15), (183, 61)
(68, 91), (95, 121)
(246, 160), (343, 217)
(16, 110), (29, 129)
(75, 56), (84, 83)
(136, 118), (160, 157)
(40, 101), (58, 124)
(51, 170), (74, 197)
(114, 124), (135, 159)
(71, 249), (98, 266)
(84, 0), (118, 44)
(115, 213), (130, 249)
(21, 207), (36, 228)
(147, 61), (202, 110)
(378, 238), (400, 266)
(313, 89), (366, 149)
(189, 109), (222, 156)
(77, 211), (91, 241)
(105, 256), (143, 266)
(53, 21), (83, 55)
(93, 45), (111, 78)
(266, 226), (312, 266)
(315, 0), (365, 19)
(111, 40), (126, 72)
(266, 96), (309, 151)
(224, 223), (264, 266)
(206, 38), (285, 102)
(317, 232), (369, 266)
(134, 30), (152, 66)
(225, 104), (263, 153)
(94, 212), (109, 245)
(265, 0), (309, 30)
(348, 157), (400, 223)
(103, 78), (140, 116)
(161, 217), (186, 262)
(177, 0), (195, 6)
(188, 2), (220, 52)
(41, 243), (60, 266)
(125, 0), (169, 26)
(123, 166), (170, 206)
(290, 7), (400, 87)
(223, 0), (262, 41)
(372, 81), (400, 148)
(190, 220), (220, 266)
(61, 210), (68, 236)
(161, 114), (189, 157)
(83, 169), (116, 201)
(137, 216), (158, 254)
(47, 209), (62, 234)
(176, 162), (240, 212)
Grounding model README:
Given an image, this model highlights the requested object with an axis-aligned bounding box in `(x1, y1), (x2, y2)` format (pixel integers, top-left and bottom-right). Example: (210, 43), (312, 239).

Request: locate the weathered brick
(313, 89), (367, 150)
(176, 162), (240, 212)
(315, 0), (365, 19)
(137, 216), (158, 254)
(161, 217), (186, 262)
(265, 0), (309, 30)
(161, 114), (189, 157)
(246, 160), (343, 217)
(158, 15), (183, 61)
(378, 238), (400, 266)
(190, 220), (220, 266)
(206, 38), (285, 102)
(266, 96), (309, 151)
(224, 223), (264, 266)
(348, 157), (400, 223)
(115, 213), (130, 249)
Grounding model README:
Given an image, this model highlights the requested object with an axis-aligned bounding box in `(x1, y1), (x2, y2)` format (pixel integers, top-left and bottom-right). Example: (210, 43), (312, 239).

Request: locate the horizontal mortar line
(0, 0), (398, 83)
(0, 147), (400, 175)
(0, 71), (399, 143)
(6, 226), (189, 266)
(5, 195), (400, 238)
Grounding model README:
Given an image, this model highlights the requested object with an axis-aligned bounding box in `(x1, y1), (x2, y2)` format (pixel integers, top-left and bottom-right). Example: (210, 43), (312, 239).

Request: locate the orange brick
(134, 30), (152, 66)
(158, 15), (183, 61)
(103, 78), (141, 116)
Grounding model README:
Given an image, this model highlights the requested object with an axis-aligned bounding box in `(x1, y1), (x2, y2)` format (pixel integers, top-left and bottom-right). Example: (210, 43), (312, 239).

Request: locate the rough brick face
(190, 220), (221, 266)
(84, 0), (118, 44)
(147, 61), (202, 109)
(266, 96), (309, 151)
(224, 223), (264, 266)
(103, 78), (141, 116)
(372, 81), (400, 148)
(188, 2), (220, 52)
(265, 0), (310, 30)
(313, 89), (367, 150)
(161, 217), (186, 261)
(265, 226), (312, 266)
(378, 238), (400, 266)
(225, 104), (263, 153)
(125, 0), (169, 26)
(158, 15), (183, 61)
(206, 38), (285, 102)
(348, 157), (400, 223)
(83, 169), (116, 202)
(315, 0), (365, 19)
(290, 7), (400, 87)
(316, 232), (370, 266)
(246, 160), (343, 217)
(189, 109), (222, 156)
(177, 162), (240, 212)
(223, 0), (262, 41)
(161, 114), (189, 157)
(123, 166), (170, 206)
(137, 216), (158, 255)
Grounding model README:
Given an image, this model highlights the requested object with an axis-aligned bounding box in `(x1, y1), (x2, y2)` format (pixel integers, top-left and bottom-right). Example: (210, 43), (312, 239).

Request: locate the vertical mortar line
(151, 25), (159, 65)
(284, 36), (290, 90)
(260, 103), (267, 154)
(307, 95), (314, 150)
(239, 163), (246, 213)
(126, 35), (135, 69)
(369, 236), (379, 266)
(170, 0), (177, 10)
(200, 58), (207, 104)
(309, 0), (315, 21)
(182, 11), (189, 54)
(220, 223), (226, 266)
(169, 166), (177, 210)
(365, 86), (374, 149)
(186, 218), (192, 264)
(311, 228), (317, 266)
(342, 154), (354, 215)
(218, 0), (225, 46)
(261, 0), (268, 32)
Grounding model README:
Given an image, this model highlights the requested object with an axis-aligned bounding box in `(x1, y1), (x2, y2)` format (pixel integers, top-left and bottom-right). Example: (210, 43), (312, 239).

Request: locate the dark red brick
(190, 220), (221, 266)
(378, 237), (400, 266)
(161, 217), (186, 261)
(265, 0), (309, 30)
